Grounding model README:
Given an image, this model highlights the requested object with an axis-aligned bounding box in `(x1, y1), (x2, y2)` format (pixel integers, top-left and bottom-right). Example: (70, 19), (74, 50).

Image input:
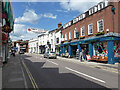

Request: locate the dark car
(19, 50), (24, 54)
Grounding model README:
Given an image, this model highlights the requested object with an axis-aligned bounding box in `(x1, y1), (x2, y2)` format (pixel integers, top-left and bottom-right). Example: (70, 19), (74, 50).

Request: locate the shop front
(86, 36), (120, 64)
(39, 45), (45, 54)
(60, 35), (120, 64)
(55, 45), (60, 56)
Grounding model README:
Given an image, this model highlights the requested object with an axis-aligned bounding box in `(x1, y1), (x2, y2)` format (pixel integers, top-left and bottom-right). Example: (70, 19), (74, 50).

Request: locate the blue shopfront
(60, 36), (120, 64)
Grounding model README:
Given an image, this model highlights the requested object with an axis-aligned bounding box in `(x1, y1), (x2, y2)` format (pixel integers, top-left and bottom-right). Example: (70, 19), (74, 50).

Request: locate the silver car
(44, 52), (57, 59)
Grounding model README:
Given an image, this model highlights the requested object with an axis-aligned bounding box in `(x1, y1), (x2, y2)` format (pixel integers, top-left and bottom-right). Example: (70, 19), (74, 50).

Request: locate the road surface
(19, 53), (118, 89)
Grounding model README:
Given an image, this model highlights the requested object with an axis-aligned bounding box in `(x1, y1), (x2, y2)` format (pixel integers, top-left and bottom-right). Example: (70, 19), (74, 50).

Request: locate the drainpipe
(111, 6), (115, 33)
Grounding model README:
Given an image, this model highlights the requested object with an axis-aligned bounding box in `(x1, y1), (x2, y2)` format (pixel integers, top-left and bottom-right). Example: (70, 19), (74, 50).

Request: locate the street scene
(0, 0), (120, 89)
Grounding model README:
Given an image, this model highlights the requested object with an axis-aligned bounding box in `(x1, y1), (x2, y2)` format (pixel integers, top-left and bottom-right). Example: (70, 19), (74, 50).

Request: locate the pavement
(2, 54), (26, 88)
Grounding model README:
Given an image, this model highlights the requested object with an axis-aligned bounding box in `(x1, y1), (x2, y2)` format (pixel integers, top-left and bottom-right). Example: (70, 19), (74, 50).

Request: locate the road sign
(27, 28), (48, 34)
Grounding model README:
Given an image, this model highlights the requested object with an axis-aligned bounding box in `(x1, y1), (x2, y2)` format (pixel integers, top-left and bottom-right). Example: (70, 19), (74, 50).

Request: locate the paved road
(19, 53), (118, 89)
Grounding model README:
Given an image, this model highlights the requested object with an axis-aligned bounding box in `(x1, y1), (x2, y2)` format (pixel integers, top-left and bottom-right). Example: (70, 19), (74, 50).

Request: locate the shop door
(71, 45), (77, 57)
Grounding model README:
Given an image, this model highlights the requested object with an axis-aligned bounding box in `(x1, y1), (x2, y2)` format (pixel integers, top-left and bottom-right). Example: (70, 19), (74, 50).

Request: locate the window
(97, 19), (104, 32)
(88, 24), (93, 35)
(56, 38), (59, 43)
(73, 18), (79, 24)
(65, 33), (67, 40)
(81, 26), (85, 36)
(74, 28), (77, 38)
(69, 32), (71, 39)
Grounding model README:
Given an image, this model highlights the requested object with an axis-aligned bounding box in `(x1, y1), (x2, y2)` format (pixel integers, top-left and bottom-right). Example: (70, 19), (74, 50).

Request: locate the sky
(10, 0), (102, 41)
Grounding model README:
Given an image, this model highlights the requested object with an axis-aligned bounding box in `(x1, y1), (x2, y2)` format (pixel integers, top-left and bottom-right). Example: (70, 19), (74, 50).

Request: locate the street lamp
(111, 6), (115, 33)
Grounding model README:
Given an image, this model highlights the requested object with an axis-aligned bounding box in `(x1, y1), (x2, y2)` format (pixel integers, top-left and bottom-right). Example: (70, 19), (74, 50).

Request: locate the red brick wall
(118, 1), (120, 33)
(62, 2), (120, 42)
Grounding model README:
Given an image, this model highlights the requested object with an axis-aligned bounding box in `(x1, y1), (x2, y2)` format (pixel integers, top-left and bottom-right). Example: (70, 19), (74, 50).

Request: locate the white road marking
(47, 60), (59, 65)
(65, 67), (106, 83)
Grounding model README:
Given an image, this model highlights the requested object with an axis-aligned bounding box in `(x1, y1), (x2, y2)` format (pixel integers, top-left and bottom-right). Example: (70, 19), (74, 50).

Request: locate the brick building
(60, 1), (120, 64)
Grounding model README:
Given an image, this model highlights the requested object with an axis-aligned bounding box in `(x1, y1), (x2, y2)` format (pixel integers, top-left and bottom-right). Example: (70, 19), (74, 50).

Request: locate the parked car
(19, 50), (24, 54)
(44, 52), (57, 59)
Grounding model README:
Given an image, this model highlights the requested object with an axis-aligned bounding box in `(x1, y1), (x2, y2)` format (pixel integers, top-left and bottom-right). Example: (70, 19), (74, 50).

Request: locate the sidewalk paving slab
(2, 54), (26, 88)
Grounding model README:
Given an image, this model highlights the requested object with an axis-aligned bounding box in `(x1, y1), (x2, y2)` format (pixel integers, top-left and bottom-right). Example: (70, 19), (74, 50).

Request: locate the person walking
(79, 49), (84, 62)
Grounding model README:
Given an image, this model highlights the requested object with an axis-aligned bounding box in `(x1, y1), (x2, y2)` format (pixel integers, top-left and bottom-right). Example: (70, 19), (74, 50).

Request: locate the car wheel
(44, 55), (45, 58)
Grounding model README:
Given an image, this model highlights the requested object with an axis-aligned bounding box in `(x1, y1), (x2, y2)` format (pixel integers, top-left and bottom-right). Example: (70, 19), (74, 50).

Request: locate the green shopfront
(60, 34), (120, 64)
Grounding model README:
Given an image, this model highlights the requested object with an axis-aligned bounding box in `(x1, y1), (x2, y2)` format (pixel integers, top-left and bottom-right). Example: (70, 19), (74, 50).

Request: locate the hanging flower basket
(2, 25), (11, 33)
(79, 36), (85, 39)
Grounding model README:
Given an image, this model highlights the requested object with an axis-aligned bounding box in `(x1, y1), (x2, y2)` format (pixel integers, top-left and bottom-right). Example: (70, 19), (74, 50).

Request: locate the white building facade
(55, 29), (62, 55)
(38, 31), (49, 54)
(28, 38), (38, 53)
(48, 29), (57, 52)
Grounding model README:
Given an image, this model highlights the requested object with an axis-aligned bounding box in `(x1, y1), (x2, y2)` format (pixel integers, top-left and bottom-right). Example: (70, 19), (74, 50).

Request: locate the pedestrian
(79, 49), (84, 62)
(83, 48), (87, 61)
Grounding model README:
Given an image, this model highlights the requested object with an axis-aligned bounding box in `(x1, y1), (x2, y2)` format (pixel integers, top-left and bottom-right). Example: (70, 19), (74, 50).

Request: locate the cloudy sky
(10, 0), (102, 41)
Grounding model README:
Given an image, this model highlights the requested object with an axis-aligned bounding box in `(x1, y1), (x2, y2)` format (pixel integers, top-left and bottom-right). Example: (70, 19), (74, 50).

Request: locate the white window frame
(65, 33), (67, 40)
(69, 32), (71, 39)
(81, 26), (85, 36)
(88, 23), (93, 35)
(74, 28), (77, 38)
(97, 19), (104, 32)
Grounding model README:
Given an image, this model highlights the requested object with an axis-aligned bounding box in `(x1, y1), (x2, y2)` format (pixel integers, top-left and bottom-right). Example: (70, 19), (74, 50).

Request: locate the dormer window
(73, 18), (79, 24)
(94, 6), (97, 12)
(79, 14), (86, 20)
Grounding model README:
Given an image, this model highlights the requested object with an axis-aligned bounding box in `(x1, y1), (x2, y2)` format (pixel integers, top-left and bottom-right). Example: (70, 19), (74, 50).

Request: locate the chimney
(58, 22), (62, 28)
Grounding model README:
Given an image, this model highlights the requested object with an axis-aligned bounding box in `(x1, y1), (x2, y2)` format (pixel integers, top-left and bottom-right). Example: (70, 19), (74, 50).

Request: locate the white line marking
(65, 67), (106, 83)
(47, 60), (59, 65)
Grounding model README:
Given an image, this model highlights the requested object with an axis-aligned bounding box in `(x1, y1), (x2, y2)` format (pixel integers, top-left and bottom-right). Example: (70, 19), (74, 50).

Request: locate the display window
(114, 41), (120, 57)
(93, 41), (107, 57)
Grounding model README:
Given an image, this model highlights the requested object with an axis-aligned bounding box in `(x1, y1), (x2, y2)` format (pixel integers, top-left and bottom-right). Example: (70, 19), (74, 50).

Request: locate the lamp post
(111, 7), (115, 33)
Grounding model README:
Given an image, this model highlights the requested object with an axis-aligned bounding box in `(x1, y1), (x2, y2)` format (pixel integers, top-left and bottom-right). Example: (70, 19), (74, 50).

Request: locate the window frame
(81, 26), (85, 36)
(97, 19), (104, 32)
(69, 32), (71, 39)
(65, 33), (67, 40)
(88, 23), (93, 35)
(74, 28), (77, 38)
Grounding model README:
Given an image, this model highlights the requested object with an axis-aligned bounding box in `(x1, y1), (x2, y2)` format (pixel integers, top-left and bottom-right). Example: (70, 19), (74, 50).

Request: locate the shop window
(97, 19), (104, 32)
(69, 32), (71, 39)
(88, 24), (93, 35)
(114, 41), (120, 57)
(81, 26), (85, 36)
(93, 42), (107, 57)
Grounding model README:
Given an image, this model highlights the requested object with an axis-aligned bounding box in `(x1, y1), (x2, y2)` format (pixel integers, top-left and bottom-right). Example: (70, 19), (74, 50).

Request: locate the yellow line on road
(22, 60), (39, 90)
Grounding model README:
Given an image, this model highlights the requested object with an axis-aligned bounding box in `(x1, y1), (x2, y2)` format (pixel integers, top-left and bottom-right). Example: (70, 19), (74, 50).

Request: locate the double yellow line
(22, 60), (39, 90)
